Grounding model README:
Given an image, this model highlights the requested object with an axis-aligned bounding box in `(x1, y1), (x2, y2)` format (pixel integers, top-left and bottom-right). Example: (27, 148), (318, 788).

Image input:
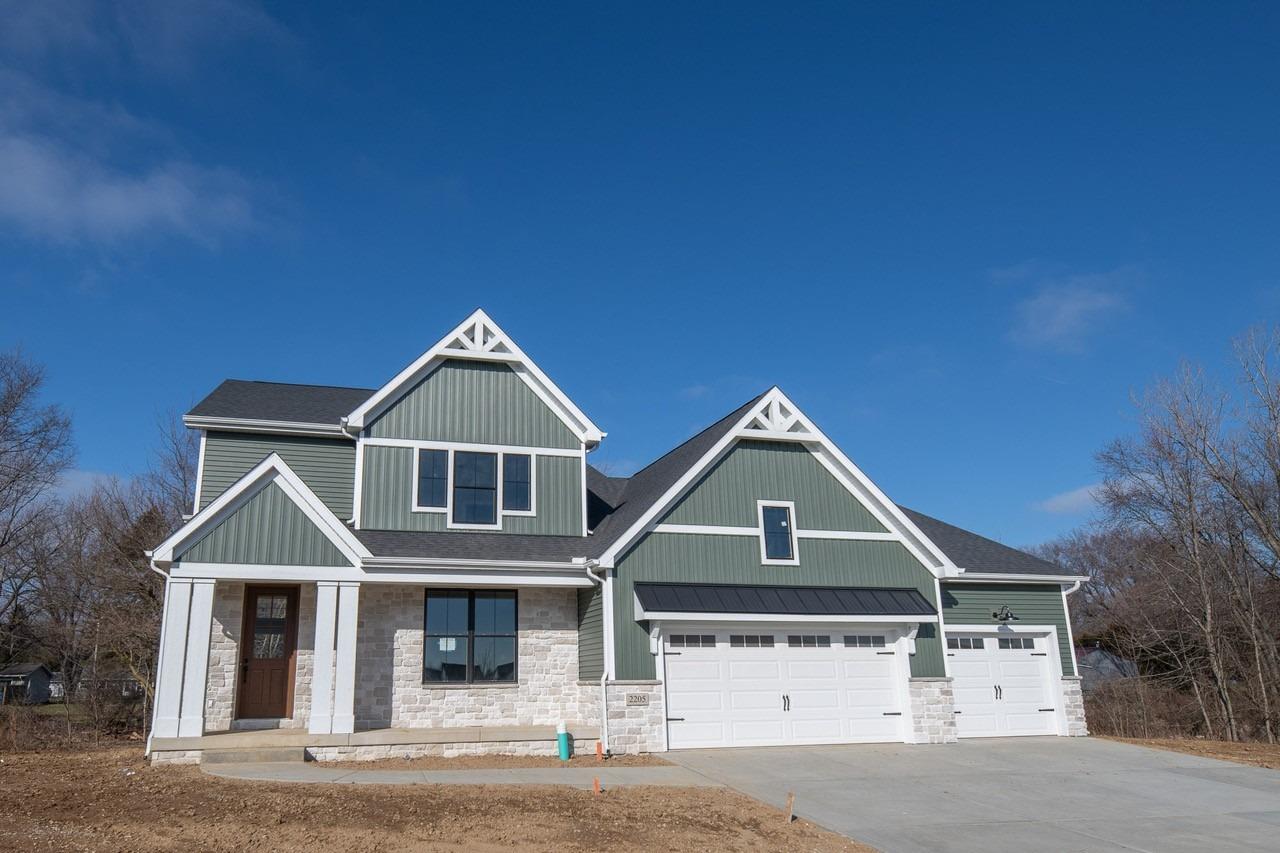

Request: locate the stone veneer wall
(1061, 676), (1088, 736)
(604, 681), (665, 754)
(354, 586), (588, 730)
(908, 676), (957, 744)
(204, 581), (316, 733)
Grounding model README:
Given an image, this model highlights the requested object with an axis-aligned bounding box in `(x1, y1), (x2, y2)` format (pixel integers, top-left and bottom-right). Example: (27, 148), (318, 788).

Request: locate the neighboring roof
(634, 582), (936, 617)
(354, 529), (586, 563)
(899, 507), (1077, 577)
(584, 393), (766, 557)
(187, 379), (373, 426)
(0, 663), (49, 677)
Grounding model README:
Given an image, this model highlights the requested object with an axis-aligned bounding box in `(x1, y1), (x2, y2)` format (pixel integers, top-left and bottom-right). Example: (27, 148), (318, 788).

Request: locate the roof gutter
(949, 572), (1090, 584)
(183, 415), (349, 439)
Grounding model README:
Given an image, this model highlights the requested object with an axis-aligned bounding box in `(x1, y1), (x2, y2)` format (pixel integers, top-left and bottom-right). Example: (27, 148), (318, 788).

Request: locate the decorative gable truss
(597, 387), (961, 577)
(343, 309), (605, 446)
(150, 453), (371, 572)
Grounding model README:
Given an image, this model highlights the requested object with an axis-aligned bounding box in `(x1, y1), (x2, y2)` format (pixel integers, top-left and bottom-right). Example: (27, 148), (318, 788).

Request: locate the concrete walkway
(202, 761), (721, 790)
(665, 737), (1280, 853)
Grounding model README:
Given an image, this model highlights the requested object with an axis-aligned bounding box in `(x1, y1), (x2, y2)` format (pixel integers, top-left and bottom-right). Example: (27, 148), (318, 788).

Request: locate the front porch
(150, 577), (600, 763)
(150, 722), (602, 764)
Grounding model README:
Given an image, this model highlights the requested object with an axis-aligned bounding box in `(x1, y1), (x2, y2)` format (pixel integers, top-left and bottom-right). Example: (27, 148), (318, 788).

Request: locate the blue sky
(2, 2), (1277, 548)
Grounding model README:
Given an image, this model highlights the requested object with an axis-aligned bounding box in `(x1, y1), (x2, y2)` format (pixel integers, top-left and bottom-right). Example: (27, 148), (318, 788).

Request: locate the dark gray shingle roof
(899, 507), (1075, 576)
(0, 662), (48, 677)
(634, 582), (936, 616)
(187, 380), (373, 425)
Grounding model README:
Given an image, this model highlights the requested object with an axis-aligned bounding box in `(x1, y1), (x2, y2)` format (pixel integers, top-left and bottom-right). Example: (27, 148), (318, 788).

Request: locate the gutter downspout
(584, 560), (610, 756)
(143, 552), (169, 758)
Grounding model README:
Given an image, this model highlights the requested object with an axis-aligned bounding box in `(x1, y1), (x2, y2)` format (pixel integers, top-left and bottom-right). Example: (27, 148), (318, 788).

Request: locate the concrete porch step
(199, 747), (308, 765)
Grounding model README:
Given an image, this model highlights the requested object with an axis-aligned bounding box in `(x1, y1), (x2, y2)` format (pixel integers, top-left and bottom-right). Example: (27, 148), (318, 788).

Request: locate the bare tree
(0, 351), (73, 653)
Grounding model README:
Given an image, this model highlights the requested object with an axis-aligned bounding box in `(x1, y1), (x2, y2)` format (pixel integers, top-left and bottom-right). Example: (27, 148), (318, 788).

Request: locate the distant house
(0, 663), (52, 705)
(1075, 645), (1138, 692)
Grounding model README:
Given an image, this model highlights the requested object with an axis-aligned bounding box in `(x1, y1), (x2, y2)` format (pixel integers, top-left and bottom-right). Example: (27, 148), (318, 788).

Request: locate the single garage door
(663, 629), (906, 749)
(947, 632), (1058, 738)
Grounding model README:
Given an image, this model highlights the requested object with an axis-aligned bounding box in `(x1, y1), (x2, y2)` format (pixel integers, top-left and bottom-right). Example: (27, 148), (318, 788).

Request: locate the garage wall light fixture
(992, 605), (1019, 622)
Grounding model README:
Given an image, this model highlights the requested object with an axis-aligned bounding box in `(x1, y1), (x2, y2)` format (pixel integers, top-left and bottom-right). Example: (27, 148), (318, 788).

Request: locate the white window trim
(408, 443), (539, 530)
(757, 500), (799, 565)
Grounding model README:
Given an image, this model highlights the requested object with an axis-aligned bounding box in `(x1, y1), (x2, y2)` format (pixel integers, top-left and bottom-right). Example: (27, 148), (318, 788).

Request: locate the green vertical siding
(612, 533), (944, 680)
(179, 482), (351, 566)
(367, 359), (579, 449)
(661, 440), (888, 532)
(577, 585), (604, 681)
(941, 583), (1075, 675)
(200, 431), (355, 519)
(360, 446), (581, 535)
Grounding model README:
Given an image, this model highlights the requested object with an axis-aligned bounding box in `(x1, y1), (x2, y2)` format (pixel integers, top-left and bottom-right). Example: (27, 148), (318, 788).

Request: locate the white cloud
(1008, 267), (1136, 352)
(1035, 483), (1101, 514)
(0, 1), (283, 245)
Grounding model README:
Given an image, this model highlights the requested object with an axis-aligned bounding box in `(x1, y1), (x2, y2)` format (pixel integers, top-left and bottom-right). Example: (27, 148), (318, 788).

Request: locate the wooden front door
(237, 586), (299, 719)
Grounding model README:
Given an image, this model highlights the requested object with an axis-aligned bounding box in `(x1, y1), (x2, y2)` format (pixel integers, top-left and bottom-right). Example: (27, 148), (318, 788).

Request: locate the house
(146, 309), (1088, 764)
(0, 663), (52, 705)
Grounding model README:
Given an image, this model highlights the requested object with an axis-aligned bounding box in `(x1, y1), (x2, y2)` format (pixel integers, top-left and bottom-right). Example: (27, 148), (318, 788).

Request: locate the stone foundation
(149, 749), (202, 766)
(308, 738), (598, 763)
(604, 681), (665, 754)
(1061, 676), (1088, 736)
(908, 677), (957, 744)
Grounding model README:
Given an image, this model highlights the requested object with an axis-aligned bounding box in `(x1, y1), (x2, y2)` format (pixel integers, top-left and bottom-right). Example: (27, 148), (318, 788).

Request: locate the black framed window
(762, 505), (794, 560)
(423, 590), (517, 683)
(416, 449), (448, 508)
(453, 451), (498, 524)
(502, 454), (532, 511)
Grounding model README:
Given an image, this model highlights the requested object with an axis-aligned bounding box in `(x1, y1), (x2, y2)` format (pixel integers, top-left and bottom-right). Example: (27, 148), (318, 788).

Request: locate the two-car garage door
(663, 629), (906, 749)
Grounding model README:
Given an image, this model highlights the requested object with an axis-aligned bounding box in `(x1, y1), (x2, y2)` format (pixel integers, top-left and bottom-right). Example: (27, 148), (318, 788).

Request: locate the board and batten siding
(179, 482), (351, 567)
(661, 440), (889, 532)
(200, 431), (355, 519)
(612, 534), (945, 680)
(360, 445), (582, 535)
(941, 582), (1076, 676)
(366, 359), (579, 449)
(576, 585), (604, 681)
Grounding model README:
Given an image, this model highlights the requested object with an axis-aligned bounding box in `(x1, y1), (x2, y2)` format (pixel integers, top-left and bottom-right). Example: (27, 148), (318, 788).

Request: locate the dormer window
(758, 500), (798, 565)
(453, 451), (498, 526)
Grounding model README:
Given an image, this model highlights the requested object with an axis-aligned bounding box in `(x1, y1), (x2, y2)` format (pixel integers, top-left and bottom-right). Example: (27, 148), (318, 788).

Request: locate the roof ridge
(624, 391), (767, 482)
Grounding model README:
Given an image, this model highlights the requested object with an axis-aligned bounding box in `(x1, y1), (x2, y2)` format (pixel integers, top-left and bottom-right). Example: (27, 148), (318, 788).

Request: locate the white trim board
(947, 573), (1089, 584)
(150, 453), (372, 568)
(653, 523), (898, 541)
(342, 309), (605, 446)
(183, 415), (350, 438)
(168, 562), (594, 587)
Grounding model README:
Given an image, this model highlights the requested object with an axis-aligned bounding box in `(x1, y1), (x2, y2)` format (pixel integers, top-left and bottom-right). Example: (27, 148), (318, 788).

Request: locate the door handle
(997, 685), (1003, 700)
(782, 694), (790, 712)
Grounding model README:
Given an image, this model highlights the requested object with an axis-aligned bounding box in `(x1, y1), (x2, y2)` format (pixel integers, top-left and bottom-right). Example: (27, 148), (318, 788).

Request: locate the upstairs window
(453, 451), (498, 525)
(758, 501), (798, 564)
(502, 453), (532, 512)
(416, 449), (448, 509)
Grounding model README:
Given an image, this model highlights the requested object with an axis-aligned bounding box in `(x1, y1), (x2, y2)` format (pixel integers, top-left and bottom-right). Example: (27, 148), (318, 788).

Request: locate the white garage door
(663, 629), (906, 749)
(948, 633), (1058, 738)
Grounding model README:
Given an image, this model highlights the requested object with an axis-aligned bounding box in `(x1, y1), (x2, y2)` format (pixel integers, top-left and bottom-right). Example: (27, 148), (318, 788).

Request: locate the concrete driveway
(665, 737), (1280, 852)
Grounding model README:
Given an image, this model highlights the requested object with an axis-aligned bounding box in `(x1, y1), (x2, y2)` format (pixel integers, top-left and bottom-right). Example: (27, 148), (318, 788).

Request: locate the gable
(660, 439), (890, 532)
(366, 359), (579, 448)
(178, 481), (352, 566)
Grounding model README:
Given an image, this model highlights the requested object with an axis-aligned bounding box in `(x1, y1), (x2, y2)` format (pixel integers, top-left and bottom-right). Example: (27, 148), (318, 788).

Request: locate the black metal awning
(633, 582), (936, 619)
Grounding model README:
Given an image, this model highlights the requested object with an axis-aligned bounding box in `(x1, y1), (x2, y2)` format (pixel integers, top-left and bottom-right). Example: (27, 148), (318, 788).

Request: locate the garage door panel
(664, 629), (904, 749)
(950, 660), (995, 678)
(998, 660), (1044, 678)
(728, 660), (782, 679)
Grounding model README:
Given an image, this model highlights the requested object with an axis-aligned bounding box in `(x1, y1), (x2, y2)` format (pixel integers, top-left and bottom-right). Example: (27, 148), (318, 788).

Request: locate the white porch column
(331, 582), (360, 734)
(177, 579), (216, 737)
(308, 581), (338, 734)
(152, 579), (192, 739)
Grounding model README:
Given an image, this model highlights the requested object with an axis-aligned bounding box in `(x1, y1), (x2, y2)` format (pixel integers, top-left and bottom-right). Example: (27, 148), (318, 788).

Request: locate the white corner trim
(757, 499), (800, 566)
(192, 430), (207, 516)
(342, 309), (605, 444)
(152, 453), (372, 568)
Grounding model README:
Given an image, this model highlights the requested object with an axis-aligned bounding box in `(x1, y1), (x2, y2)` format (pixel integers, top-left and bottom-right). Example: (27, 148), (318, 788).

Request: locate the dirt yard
(1105, 736), (1280, 770)
(0, 747), (873, 852)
